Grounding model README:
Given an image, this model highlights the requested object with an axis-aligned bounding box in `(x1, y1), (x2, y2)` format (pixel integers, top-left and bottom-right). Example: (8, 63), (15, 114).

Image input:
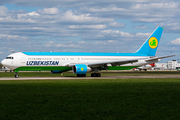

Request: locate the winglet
(135, 27), (164, 56)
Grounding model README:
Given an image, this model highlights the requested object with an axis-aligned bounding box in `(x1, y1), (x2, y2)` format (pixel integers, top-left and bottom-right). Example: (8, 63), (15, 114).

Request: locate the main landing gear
(91, 73), (101, 77)
(15, 72), (19, 78)
(76, 73), (101, 77)
(91, 68), (101, 77)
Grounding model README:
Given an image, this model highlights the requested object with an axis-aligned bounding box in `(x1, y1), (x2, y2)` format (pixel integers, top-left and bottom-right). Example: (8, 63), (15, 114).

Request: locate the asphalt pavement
(0, 75), (180, 80)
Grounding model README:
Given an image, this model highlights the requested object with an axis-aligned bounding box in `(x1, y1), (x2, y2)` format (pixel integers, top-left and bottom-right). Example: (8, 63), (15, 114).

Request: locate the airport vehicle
(1, 27), (174, 78)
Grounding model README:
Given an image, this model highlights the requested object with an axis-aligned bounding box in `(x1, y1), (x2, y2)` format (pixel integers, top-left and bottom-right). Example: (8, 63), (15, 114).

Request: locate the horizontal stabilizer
(145, 55), (176, 62)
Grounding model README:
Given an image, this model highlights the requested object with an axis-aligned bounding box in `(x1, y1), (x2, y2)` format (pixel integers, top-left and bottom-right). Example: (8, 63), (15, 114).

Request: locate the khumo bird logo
(149, 37), (158, 49)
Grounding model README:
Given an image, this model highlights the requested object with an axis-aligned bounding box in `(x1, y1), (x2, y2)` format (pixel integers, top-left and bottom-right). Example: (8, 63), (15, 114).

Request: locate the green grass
(1, 78), (180, 120)
(0, 70), (180, 77)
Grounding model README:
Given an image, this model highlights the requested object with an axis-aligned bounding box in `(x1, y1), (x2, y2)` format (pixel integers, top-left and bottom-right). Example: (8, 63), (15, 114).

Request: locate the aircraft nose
(1, 59), (6, 66)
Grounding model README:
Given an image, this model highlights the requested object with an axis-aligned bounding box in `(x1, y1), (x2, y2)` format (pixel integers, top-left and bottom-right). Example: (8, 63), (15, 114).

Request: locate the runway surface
(1, 75), (180, 80)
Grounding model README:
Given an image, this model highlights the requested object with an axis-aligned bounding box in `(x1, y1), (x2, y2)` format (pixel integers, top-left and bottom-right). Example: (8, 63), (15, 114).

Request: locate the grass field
(0, 70), (180, 77)
(1, 78), (180, 120)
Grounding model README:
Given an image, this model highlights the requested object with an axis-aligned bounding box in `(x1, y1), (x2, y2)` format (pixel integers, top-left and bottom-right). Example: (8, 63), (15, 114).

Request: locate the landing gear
(77, 74), (86, 77)
(15, 72), (19, 78)
(91, 68), (101, 77)
(91, 73), (101, 77)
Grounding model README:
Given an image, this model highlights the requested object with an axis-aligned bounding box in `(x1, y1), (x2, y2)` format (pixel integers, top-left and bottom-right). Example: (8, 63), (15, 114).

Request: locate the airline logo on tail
(149, 37), (158, 49)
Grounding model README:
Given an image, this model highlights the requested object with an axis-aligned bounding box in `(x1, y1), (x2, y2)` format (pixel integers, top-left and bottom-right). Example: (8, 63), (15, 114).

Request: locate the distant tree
(0, 63), (3, 69)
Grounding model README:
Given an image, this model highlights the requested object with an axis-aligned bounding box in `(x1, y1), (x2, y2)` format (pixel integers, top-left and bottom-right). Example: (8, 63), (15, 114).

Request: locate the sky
(0, 0), (180, 63)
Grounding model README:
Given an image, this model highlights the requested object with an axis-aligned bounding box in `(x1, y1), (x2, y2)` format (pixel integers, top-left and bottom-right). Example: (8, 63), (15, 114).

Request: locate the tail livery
(136, 27), (164, 56)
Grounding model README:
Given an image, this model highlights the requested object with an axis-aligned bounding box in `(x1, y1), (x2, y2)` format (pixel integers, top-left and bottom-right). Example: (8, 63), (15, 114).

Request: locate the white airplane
(133, 63), (155, 71)
(1, 27), (174, 78)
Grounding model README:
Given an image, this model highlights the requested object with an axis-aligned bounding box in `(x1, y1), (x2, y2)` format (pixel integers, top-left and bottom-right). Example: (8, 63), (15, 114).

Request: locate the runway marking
(0, 75), (180, 80)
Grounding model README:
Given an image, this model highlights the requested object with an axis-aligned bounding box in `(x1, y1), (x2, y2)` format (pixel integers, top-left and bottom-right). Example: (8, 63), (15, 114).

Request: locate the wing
(88, 59), (139, 67)
(87, 55), (175, 68)
(66, 55), (175, 70)
(66, 58), (140, 68)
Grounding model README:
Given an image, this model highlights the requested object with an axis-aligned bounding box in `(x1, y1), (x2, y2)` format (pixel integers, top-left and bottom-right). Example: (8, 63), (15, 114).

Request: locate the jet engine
(72, 64), (91, 74)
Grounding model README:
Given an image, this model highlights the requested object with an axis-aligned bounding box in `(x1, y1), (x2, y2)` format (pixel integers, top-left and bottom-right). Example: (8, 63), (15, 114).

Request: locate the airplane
(133, 63), (155, 71)
(1, 66), (13, 72)
(1, 27), (175, 78)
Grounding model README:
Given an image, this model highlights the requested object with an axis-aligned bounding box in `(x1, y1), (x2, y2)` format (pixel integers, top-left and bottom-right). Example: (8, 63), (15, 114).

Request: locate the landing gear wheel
(15, 72), (19, 78)
(91, 73), (95, 77)
(15, 74), (19, 78)
(97, 73), (101, 77)
(91, 73), (101, 77)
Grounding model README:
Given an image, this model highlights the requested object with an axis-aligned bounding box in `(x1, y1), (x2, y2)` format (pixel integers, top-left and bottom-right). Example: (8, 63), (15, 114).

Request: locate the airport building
(155, 60), (180, 70)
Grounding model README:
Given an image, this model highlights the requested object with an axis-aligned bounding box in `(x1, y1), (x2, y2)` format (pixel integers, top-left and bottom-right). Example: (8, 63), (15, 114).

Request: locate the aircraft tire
(97, 73), (101, 77)
(91, 73), (95, 77)
(91, 73), (101, 77)
(15, 74), (19, 78)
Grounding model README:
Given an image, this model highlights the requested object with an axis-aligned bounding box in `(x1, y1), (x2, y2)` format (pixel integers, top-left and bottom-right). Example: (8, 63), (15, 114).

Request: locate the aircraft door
(21, 56), (26, 63)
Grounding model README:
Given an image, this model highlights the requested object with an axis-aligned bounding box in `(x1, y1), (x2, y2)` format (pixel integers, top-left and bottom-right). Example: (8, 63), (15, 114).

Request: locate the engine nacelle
(50, 70), (62, 74)
(72, 64), (91, 74)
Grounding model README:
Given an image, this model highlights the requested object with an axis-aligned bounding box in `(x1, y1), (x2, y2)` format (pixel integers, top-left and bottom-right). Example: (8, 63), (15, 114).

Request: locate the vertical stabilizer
(135, 27), (164, 56)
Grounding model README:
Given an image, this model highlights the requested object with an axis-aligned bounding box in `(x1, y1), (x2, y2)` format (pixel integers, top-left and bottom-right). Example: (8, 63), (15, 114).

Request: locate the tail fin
(135, 27), (164, 56)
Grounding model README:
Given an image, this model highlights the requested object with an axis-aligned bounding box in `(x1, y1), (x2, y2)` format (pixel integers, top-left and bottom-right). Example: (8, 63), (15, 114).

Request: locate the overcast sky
(0, 0), (180, 62)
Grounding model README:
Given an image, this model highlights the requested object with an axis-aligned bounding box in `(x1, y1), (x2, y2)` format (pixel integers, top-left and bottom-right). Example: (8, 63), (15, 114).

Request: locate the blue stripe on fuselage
(22, 52), (149, 57)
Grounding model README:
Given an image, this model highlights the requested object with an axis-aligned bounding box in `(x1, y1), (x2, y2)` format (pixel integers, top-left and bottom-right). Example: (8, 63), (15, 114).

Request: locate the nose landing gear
(15, 72), (19, 78)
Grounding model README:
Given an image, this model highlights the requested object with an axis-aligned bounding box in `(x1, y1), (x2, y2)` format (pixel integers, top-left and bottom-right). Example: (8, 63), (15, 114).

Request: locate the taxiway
(0, 75), (180, 80)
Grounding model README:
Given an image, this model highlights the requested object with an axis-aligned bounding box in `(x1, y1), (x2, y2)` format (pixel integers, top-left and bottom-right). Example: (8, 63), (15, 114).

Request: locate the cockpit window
(6, 57), (14, 59)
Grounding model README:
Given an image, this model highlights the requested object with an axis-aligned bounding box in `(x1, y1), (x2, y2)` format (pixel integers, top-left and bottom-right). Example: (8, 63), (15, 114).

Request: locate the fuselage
(1, 52), (152, 72)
